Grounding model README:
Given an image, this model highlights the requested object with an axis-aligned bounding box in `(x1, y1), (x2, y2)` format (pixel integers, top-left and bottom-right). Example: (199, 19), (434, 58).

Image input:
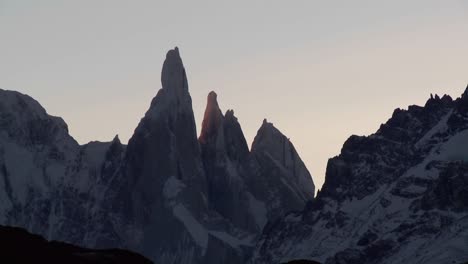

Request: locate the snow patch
(163, 176), (186, 200)
(415, 110), (452, 148)
(172, 204), (208, 255)
(208, 231), (252, 248)
(437, 129), (468, 162)
(247, 193), (267, 229)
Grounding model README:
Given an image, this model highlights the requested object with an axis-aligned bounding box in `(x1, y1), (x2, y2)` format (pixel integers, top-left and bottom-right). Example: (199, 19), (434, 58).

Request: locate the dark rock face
(249, 119), (315, 219)
(0, 225), (152, 264)
(116, 47), (212, 262)
(0, 48), (315, 264)
(199, 91), (256, 232)
(416, 161), (468, 212)
(250, 90), (468, 264)
(198, 92), (315, 236)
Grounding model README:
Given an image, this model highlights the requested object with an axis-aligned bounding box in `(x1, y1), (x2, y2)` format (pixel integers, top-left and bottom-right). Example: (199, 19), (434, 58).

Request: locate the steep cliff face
(0, 48), (315, 264)
(199, 91), (257, 232)
(249, 119), (315, 221)
(250, 89), (468, 264)
(198, 92), (315, 236)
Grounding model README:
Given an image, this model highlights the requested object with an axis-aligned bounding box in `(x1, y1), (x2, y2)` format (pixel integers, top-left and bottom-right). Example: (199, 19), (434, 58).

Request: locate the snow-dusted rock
(0, 48), (315, 264)
(250, 89), (468, 264)
(199, 91), (315, 234)
(247, 119), (315, 225)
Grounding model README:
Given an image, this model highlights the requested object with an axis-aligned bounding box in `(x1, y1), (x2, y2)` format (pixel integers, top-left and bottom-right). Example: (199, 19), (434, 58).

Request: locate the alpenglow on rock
(0, 48), (315, 264)
(199, 91), (315, 235)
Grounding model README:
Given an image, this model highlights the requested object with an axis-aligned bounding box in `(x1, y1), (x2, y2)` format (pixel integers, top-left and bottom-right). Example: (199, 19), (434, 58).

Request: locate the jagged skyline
(1, 1), (468, 189)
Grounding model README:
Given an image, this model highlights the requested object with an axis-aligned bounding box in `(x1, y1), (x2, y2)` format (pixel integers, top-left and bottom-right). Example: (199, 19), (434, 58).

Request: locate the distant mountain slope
(0, 225), (152, 264)
(250, 89), (468, 264)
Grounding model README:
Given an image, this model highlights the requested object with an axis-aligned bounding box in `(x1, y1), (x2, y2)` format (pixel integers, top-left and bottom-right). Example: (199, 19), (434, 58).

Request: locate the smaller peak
(462, 83), (468, 99)
(160, 46), (187, 96)
(199, 91), (224, 143)
(111, 134), (121, 145)
(425, 92), (453, 108)
(166, 47), (180, 60)
(225, 109), (234, 117)
(262, 118), (274, 127)
(225, 109), (238, 122)
(252, 119), (285, 152)
(106, 134), (124, 160)
(205, 91), (220, 111)
(441, 94), (453, 104)
(260, 118), (274, 130)
(207, 91), (218, 103)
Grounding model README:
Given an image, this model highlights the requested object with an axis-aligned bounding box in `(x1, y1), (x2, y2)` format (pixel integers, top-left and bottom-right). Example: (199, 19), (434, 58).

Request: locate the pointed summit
(199, 91), (224, 144)
(161, 47), (188, 99)
(111, 134), (121, 145)
(251, 119), (315, 201)
(462, 83), (468, 99)
(107, 134), (123, 155)
(145, 47), (193, 119)
(123, 47), (211, 261)
(252, 119), (282, 153)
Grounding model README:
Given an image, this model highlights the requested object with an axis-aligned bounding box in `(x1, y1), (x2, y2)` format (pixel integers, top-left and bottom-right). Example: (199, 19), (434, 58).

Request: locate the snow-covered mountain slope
(0, 48), (315, 264)
(0, 88), (115, 245)
(250, 91), (468, 264)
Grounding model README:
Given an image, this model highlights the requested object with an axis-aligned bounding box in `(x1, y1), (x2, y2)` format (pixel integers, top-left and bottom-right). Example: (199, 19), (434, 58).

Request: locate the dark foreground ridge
(283, 260), (321, 264)
(0, 225), (153, 264)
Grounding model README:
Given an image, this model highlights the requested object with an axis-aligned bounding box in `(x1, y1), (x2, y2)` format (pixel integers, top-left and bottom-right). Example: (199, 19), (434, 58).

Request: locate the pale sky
(1, 1), (467, 190)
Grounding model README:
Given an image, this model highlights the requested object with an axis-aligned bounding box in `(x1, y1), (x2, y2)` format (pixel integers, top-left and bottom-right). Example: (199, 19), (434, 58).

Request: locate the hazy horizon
(1, 1), (468, 190)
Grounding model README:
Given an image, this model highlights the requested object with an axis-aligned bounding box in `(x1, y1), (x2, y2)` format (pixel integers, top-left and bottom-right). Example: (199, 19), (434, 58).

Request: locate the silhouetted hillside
(0, 225), (153, 264)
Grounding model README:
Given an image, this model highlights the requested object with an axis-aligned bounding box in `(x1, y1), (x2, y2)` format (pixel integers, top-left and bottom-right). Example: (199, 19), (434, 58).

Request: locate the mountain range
(0, 48), (467, 263)
(0, 48), (314, 263)
(250, 90), (468, 264)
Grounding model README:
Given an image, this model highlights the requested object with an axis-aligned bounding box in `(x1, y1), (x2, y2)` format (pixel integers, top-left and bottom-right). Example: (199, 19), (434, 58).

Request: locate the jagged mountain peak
(199, 91), (224, 144)
(252, 119), (288, 153)
(251, 85), (468, 264)
(106, 134), (124, 158)
(462, 83), (468, 99)
(425, 93), (453, 108)
(160, 47), (188, 99)
(145, 47), (193, 121)
(251, 119), (315, 202)
(0, 49), (317, 264)
(225, 109), (235, 119)
(111, 134), (121, 145)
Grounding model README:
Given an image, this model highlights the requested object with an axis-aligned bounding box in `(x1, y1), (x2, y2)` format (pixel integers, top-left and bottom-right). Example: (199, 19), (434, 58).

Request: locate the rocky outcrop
(113, 48), (231, 263)
(199, 91), (315, 234)
(199, 91), (256, 232)
(249, 119), (315, 219)
(250, 89), (468, 264)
